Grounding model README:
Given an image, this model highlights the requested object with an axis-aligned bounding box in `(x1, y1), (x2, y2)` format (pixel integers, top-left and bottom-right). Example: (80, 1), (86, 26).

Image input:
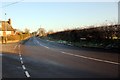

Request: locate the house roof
(0, 21), (14, 31)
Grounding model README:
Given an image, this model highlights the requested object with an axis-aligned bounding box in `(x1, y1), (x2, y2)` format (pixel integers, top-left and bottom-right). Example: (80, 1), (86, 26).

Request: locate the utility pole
(5, 13), (7, 43)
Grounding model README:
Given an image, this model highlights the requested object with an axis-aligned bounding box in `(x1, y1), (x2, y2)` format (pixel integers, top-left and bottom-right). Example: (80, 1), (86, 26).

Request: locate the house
(0, 18), (15, 37)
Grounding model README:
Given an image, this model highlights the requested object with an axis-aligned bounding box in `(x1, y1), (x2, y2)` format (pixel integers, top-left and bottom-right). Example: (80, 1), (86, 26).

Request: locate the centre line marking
(22, 65), (26, 70)
(0, 54), (2, 56)
(25, 71), (30, 78)
(14, 44), (31, 78)
(21, 60), (23, 64)
(20, 57), (22, 60)
(18, 44), (31, 78)
(14, 45), (18, 50)
(61, 51), (119, 65)
(18, 45), (20, 48)
(19, 54), (22, 57)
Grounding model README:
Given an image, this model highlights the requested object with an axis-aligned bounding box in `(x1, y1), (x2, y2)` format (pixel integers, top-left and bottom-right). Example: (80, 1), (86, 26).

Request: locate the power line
(1, 0), (24, 8)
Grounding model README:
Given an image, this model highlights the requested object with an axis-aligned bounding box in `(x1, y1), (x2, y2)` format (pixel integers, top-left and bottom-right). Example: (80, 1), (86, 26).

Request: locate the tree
(24, 28), (30, 34)
(32, 31), (37, 36)
(47, 30), (54, 35)
(37, 28), (46, 37)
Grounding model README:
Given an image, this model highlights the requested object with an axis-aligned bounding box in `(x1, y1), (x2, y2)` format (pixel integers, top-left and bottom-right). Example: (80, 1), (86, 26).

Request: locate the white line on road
(44, 46), (50, 49)
(25, 71), (30, 78)
(17, 44), (31, 78)
(46, 40), (54, 42)
(61, 51), (120, 65)
(19, 51), (21, 54)
(21, 60), (23, 64)
(19, 54), (22, 57)
(22, 65), (26, 70)
(34, 39), (50, 49)
(34, 37), (119, 65)
(33, 41), (36, 45)
(0, 54), (2, 56)
(18, 45), (20, 48)
(20, 57), (23, 60)
(13, 44), (31, 78)
(13, 45), (18, 50)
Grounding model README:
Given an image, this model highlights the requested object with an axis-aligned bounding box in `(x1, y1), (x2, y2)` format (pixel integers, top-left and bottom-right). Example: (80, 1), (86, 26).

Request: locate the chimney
(8, 18), (11, 25)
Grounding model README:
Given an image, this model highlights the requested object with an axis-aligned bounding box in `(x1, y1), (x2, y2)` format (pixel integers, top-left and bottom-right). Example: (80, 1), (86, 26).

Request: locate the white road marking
(36, 37), (120, 65)
(34, 39), (50, 49)
(34, 37), (119, 65)
(18, 45), (20, 48)
(20, 57), (23, 60)
(14, 44), (31, 78)
(22, 65), (26, 70)
(61, 51), (119, 65)
(21, 60), (23, 64)
(67, 44), (72, 46)
(19, 51), (21, 54)
(14, 45), (18, 50)
(36, 40), (39, 44)
(39, 43), (44, 47)
(46, 40), (54, 42)
(17, 44), (31, 78)
(44, 46), (49, 49)
(19, 54), (22, 57)
(25, 71), (30, 77)
(0, 54), (2, 56)
(33, 41), (36, 45)
(46, 40), (49, 41)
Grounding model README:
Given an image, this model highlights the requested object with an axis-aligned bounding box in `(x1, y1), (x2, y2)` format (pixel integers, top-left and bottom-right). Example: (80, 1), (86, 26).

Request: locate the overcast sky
(1, 0), (118, 32)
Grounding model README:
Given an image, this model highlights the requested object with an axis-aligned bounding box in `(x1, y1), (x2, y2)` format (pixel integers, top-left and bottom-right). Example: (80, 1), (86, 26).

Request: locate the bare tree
(47, 30), (54, 35)
(24, 28), (30, 34)
(37, 28), (46, 37)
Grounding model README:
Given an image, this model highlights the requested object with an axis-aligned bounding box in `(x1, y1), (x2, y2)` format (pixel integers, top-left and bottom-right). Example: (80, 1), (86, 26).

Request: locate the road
(1, 37), (120, 78)
(0, 45), (2, 80)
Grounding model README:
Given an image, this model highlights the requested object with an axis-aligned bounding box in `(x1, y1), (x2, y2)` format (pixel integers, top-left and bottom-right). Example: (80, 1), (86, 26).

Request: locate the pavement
(0, 40), (19, 44)
(1, 36), (120, 79)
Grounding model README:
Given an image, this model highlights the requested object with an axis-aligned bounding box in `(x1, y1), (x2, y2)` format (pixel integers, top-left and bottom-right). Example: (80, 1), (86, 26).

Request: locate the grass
(40, 36), (120, 51)
(0, 34), (31, 44)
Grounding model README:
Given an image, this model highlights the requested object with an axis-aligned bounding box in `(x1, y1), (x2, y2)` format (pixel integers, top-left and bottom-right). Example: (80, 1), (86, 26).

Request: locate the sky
(0, 0), (118, 32)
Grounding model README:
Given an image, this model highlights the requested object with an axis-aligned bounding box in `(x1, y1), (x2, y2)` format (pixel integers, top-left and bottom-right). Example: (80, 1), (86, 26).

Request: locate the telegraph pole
(5, 13), (7, 43)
